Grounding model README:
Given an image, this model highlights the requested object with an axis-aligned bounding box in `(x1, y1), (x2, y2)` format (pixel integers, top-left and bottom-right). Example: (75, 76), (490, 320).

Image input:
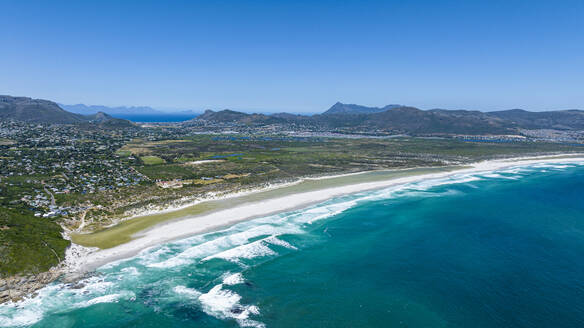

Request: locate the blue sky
(1, 0), (583, 113)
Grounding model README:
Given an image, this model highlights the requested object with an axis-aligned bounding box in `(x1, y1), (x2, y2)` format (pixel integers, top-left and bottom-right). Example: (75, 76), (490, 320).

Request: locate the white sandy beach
(67, 154), (584, 273)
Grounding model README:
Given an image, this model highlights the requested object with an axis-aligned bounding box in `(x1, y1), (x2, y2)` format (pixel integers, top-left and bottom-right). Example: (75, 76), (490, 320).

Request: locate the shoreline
(66, 153), (584, 273)
(82, 165), (439, 226)
(69, 166), (454, 249)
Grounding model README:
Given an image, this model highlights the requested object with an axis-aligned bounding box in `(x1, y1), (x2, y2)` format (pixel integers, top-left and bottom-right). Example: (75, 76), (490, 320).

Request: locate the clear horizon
(1, 0), (583, 112)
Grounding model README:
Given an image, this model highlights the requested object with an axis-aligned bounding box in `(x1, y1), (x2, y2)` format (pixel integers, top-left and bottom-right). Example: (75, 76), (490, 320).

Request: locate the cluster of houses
(0, 120), (146, 218)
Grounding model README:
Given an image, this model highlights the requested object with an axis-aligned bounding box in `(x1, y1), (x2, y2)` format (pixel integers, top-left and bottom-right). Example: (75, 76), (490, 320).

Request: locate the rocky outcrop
(0, 233), (100, 304)
(0, 267), (63, 303)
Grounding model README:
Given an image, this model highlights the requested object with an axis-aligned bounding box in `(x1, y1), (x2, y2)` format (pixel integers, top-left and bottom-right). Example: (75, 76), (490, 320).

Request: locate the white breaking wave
(82, 293), (122, 307)
(198, 284), (264, 328)
(173, 278), (263, 327)
(223, 272), (245, 285)
(264, 236), (297, 250)
(146, 224), (299, 268)
(202, 237), (278, 263)
(136, 245), (173, 266)
(0, 309), (42, 327)
(0, 276), (133, 328)
(119, 266), (140, 276)
(173, 285), (202, 298)
(295, 200), (358, 224)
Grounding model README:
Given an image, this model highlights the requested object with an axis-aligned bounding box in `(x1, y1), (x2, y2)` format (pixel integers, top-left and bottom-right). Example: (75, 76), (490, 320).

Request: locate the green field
(140, 155), (166, 165)
(115, 149), (132, 157)
(123, 136), (582, 183)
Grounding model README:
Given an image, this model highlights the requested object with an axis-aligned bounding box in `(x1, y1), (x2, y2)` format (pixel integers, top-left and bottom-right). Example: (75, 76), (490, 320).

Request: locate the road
(42, 183), (56, 206)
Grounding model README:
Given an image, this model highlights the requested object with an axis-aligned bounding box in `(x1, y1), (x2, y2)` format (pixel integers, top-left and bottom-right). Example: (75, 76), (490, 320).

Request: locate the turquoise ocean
(1, 160), (584, 327)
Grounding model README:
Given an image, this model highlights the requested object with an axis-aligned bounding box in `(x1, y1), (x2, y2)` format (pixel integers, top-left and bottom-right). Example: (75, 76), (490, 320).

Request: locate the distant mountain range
(60, 104), (164, 116)
(59, 104), (199, 122)
(0, 95), (135, 127)
(2, 95), (584, 135)
(193, 102), (584, 135)
(488, 108), (584, 130)
(61, 104), (198, 116)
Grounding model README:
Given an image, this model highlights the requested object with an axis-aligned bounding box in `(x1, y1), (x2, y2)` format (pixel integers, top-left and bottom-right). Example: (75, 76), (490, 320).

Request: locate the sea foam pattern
(1, 160), (583, 327)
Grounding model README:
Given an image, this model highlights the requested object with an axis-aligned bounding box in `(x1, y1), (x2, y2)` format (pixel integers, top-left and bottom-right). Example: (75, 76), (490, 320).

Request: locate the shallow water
(2, 161), (584, 327)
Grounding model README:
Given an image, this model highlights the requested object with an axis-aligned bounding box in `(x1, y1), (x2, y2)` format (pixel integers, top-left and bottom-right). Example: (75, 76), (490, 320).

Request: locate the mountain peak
(198, 109), (249, 121)
(323, 102), (404, 115)
(87, 111), (114, 122)
(0, 95), (86, 124)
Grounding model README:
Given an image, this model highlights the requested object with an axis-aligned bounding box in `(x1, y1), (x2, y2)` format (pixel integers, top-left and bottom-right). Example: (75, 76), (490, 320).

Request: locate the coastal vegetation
(0, 207), (69, 276)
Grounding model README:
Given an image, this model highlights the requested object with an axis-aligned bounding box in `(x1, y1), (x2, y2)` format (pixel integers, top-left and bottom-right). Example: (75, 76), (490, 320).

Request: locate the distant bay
(111, 113), (198, 122)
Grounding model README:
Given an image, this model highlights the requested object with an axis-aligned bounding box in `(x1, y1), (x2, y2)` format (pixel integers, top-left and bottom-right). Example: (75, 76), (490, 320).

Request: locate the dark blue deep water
(112, 114), (198, 122)
(1, 161), (583, 327)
